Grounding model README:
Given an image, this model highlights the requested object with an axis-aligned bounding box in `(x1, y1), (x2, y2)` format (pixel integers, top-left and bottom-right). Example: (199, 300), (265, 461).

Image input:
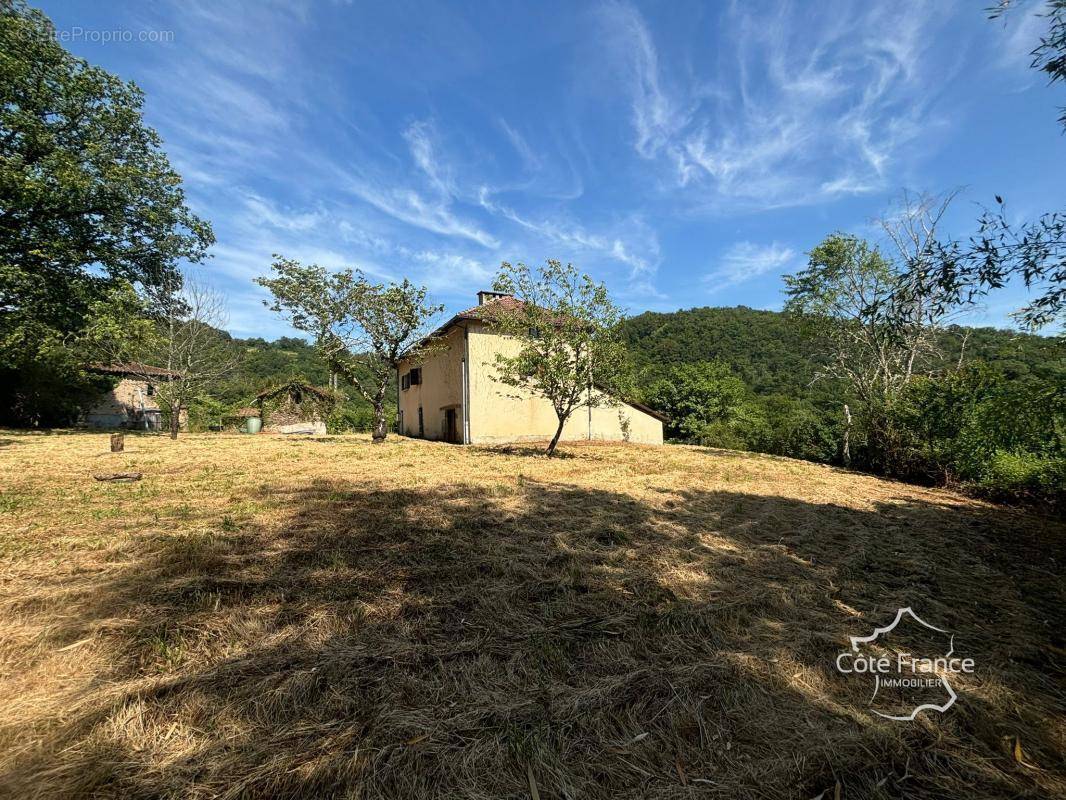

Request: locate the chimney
(477, 290), (511, 306)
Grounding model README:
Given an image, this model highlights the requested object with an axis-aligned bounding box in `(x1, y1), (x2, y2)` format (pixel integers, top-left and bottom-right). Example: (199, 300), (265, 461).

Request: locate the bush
(980, 451), (1066, 502)
(648, 361), (750, 441)
(186, 395), (228, 432)
(697, 420), (750, 450)
(327, 404), (396, 434)
(889, 364), (1065, 504)
(753, 396), (837, 462)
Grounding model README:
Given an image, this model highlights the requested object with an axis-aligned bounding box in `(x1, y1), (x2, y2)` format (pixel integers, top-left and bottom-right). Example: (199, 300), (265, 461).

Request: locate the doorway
(444, 408), (459, 444)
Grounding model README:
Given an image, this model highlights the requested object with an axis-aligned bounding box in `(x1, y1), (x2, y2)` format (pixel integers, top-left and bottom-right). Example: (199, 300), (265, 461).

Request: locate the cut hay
(0, 431), (1062, 798)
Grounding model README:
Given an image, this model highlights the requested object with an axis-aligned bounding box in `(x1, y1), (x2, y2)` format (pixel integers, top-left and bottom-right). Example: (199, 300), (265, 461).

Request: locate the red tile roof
(416, 294), (527, 344)
(451, 294), (527, 322)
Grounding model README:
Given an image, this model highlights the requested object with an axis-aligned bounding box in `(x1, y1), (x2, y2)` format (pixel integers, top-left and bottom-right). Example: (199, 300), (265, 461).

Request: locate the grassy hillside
(0, 432), (1062, 798)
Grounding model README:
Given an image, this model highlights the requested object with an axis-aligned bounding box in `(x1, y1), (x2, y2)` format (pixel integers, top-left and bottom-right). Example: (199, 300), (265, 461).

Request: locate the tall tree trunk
(170, 403), (180, 440)
(372, 402), (387, 443)
(546, 413), (567, 457)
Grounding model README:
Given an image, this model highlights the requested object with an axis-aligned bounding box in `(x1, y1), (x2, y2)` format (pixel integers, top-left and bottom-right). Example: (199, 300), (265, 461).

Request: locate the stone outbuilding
(83, 362), (187, 431)
(254, 379), (337, 435)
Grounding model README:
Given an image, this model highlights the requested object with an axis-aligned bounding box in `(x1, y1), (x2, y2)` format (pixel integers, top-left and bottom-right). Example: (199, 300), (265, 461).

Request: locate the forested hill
(619, 305), (1065, 398)
(228, 308), (1063, 402)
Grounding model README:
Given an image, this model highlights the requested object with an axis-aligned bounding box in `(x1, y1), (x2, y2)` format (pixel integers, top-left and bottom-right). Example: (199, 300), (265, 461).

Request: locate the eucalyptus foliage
(905, 1), (1066, 331)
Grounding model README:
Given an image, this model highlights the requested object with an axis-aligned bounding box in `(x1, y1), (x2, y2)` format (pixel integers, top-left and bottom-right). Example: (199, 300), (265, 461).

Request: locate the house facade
(83, 363), (186, 431)
(396, 291), (665, 445)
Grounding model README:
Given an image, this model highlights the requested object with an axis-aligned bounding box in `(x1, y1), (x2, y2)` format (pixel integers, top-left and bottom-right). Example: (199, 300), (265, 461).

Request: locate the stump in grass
(110, 433), (124, 453)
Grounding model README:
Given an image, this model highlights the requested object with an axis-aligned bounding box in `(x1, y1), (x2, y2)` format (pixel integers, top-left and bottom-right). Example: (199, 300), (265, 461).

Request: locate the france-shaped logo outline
(849, 606), (957, 722)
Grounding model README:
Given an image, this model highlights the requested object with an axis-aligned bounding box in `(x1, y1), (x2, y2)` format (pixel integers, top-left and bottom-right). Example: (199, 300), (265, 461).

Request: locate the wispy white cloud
(603, 0), (953, 208)
(606, 0), (688, 159)
(410, 250), (494, 293)
(68, 0), (1049, 336)
(404, 120), (455, 195)
(240, 191), (324, 232)
(704, 242), (796, 293)
(995, 4), (1045, 76)
(496, 117), (542, 172)
(477, 189), (659, 278)
(345, 178), (499, 248)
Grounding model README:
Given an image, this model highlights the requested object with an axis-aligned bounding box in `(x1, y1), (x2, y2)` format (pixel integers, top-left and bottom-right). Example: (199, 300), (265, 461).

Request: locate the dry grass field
(0, 431), (1063, 799)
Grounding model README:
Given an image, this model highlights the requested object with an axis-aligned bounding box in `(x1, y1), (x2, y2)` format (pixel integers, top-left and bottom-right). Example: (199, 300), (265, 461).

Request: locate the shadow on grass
(3, 479), (1064, 799)
(471, 443), (580, 459)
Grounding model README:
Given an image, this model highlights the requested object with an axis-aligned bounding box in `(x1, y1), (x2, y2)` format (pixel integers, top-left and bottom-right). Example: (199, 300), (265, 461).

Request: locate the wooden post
(110, 433), (124, 453)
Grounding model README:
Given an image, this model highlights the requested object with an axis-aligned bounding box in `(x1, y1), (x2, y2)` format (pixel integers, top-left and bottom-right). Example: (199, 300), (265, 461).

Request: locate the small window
(146, 384), (155, 396)
(417, 406), (424, 437)
(410, 367), (422, 386)
(401, 373), (410, 391)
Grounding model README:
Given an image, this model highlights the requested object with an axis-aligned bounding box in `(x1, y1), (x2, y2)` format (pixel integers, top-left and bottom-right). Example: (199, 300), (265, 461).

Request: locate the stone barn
(83, 362), (187, 431)
(254, 379), (337, 435)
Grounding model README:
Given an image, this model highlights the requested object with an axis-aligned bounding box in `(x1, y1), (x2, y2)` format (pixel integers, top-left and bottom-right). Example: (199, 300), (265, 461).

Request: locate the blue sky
(42, 0), (1065, 338)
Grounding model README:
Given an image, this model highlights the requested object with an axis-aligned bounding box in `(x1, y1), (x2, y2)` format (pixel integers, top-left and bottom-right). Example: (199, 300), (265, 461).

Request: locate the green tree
(257, 258), (442, 443)
(647, 361), (749, 441)
(0, 0), (213, 426)
(85, 277), (241, 438)
(489, 260), (631, 457)
(755, 395), (837, 462)
(892, 363), (1065, 502)
(785, 221), (961, 470)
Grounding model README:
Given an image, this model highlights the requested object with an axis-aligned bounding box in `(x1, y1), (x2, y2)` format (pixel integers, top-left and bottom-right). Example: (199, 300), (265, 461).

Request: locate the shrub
(753, 396), (837, 462)
(980, 451), (1066, 502)
(889, 364), (1064, 503)
(697, 421), (749, 450)
(648, 361), (752, 441)
(328, 404), (396, 434)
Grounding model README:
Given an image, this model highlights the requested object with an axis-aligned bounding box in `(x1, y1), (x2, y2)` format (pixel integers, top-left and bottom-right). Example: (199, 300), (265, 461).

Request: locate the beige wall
(397, 325), (466, 441)
(466, 323), (663, 445)
(397, 321), (663, 446)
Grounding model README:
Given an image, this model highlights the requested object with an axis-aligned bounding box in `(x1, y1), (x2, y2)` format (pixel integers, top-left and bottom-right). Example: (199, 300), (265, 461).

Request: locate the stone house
(83, 363), (187, 431)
